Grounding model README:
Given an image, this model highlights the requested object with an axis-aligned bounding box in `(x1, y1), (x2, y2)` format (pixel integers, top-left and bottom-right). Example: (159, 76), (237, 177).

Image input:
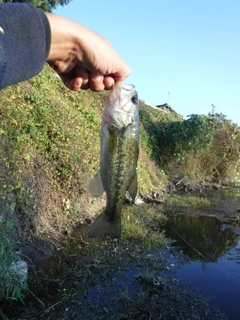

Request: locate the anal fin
(87, 169), (105, 198)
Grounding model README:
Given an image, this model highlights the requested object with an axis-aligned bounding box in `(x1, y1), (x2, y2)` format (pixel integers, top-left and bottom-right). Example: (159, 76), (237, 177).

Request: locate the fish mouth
(121, 83), (135, 91)
(114, 83), (135, 97)
(104, 83), (138, 128)
(108, 83), (136, 105)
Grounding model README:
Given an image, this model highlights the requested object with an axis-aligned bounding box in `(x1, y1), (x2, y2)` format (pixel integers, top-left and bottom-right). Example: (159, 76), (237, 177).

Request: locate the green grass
(122, 205), (166, 249)
(166, 194), (211, 208)
(0, 221), (27, 301)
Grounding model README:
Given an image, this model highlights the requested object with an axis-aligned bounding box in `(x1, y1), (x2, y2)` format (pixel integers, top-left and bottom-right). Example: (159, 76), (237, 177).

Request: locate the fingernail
(91, 74), (103, 81)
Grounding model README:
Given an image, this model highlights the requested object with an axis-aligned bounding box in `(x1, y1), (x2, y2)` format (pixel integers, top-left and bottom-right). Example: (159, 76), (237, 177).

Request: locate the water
(179, 253), (240, 319)
(165, 214), (240, 319)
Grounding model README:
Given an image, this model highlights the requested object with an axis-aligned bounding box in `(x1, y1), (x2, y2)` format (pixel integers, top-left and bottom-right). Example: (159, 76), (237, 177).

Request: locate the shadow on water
(164, 189), (240, 320)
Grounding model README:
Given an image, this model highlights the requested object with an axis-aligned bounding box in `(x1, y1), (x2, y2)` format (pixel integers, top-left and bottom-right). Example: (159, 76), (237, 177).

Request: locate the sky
(54, 0), (240, 125)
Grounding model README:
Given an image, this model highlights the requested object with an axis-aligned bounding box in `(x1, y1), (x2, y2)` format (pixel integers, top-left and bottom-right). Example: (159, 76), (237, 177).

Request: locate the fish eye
(131, 95), (138, 104)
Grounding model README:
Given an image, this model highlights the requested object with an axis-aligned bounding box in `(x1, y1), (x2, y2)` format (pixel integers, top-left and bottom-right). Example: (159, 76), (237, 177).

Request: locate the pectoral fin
(87, 170), (105, 198)
(127, 171), (138, 201)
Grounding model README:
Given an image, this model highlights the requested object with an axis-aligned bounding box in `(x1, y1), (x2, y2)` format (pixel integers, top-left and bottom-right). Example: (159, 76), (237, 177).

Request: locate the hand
(45, 13), (131, 91)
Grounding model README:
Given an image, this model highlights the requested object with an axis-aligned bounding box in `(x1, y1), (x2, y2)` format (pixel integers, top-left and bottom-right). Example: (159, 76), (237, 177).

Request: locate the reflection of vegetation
(165, 216), (238, 262)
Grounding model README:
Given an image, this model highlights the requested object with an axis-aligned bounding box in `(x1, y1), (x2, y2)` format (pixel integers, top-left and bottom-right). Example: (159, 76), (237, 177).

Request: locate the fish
(88, 83), (139, 238)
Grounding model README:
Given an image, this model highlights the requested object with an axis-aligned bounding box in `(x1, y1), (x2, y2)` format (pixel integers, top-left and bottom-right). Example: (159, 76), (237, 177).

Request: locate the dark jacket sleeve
(0, 3), (51, 90)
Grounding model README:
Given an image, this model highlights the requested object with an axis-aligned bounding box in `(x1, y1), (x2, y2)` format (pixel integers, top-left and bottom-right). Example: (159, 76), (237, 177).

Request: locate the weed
(0, 221), (27, 301)
(166, 194), (211, 208)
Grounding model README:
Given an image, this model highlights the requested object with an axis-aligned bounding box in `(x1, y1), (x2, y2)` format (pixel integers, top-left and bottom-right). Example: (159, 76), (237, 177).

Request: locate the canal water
(165, 188), (240, 319)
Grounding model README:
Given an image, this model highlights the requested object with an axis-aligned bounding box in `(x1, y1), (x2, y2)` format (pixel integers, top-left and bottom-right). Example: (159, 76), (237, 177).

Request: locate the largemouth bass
(88, 83), (139, 238)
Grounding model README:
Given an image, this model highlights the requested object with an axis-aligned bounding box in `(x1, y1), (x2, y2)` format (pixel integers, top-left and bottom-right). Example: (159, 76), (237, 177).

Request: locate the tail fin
(88, 211), (121, 238)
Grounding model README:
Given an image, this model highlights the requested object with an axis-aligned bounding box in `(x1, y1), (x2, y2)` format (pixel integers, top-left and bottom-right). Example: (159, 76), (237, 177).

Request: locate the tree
(0, 0), (71, 12)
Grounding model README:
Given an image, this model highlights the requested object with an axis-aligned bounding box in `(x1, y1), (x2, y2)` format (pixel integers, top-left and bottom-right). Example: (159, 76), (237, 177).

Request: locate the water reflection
(165, 216), (239, 262)
(164, 190), (240, 319)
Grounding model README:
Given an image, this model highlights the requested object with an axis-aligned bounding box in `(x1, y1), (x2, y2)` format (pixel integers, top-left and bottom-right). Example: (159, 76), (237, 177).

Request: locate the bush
(140, 101), (240, 183)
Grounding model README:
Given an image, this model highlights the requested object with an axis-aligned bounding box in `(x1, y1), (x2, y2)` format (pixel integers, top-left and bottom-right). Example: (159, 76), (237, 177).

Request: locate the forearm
(0, 3), (50, 90)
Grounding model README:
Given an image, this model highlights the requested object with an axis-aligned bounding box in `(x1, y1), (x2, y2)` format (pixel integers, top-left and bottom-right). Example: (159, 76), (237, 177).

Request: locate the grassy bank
(0, 66), (166, 301)
(0, 64), (239, 302)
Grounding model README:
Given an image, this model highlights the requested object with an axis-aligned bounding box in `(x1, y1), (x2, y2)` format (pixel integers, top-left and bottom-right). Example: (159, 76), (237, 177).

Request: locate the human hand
(45, 13), (131, 92)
